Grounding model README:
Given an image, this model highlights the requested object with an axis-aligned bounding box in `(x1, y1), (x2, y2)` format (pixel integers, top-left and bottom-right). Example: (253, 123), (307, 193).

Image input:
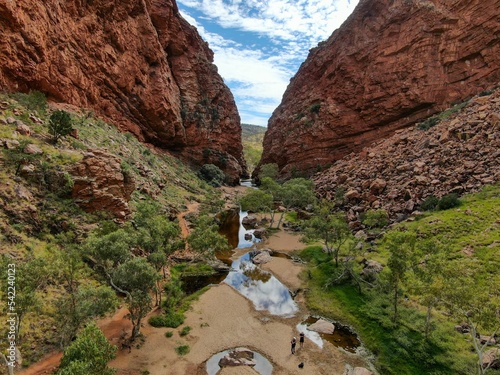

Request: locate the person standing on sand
(299, 332), (305, 349)
(291, 337), (297, 354)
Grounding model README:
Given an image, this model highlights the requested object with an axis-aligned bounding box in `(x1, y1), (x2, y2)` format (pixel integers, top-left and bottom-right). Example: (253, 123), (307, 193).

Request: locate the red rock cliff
(258, 0), (499, 178)
(0, 0), (246, 183)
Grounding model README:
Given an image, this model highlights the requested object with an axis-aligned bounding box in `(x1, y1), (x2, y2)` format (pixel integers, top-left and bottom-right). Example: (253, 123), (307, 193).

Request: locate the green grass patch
(179, 326), (191, 336)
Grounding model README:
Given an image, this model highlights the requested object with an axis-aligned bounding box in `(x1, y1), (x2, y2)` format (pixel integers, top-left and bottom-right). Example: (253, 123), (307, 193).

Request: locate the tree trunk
(276, 211), (285, 229)
(393, 282), (399, 323)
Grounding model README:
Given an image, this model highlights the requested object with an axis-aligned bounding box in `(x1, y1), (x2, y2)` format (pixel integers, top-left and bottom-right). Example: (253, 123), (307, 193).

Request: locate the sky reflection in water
(224, 252), (298, 317)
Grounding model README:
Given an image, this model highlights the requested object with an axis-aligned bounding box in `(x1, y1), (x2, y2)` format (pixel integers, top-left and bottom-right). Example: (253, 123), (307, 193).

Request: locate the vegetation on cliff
(0, 91), (226, 370)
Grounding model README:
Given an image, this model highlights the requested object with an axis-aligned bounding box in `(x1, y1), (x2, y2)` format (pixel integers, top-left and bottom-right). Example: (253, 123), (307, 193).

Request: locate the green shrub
(361, 209), (389, 229)
(437, 193), (461, 210)
(175, 344), (190, 356)
(148, 312), (184, 328)
(259, 163), (279, 180)
(420, 195), (439, 211)
(310, 102), (321, 113)
(165, 331), (173, 338)
(197, 164), (225, 187)
(49, 110), (73, 144)
(179, 326), (191, 336)
(417, 116), (440, 131)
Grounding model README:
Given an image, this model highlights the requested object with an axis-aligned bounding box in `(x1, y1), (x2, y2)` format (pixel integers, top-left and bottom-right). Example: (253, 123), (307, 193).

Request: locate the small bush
(417, 116), (440, 131)
(437, 193), (461, 210)
(165, 331), (173, 338)
(49, 110), (73, 143)
(420, 195), (439, 211)
(198, 164), (225, 187)
(148, 312), (185, 328)
(310, 102), (321, 113)
(179, 326), (191, 337)
(361, 209), (389, 229)
(175, 344), (190, 356)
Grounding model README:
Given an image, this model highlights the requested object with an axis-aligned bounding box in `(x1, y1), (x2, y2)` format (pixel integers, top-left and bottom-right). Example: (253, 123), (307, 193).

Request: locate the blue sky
(177, 0), (359, 127)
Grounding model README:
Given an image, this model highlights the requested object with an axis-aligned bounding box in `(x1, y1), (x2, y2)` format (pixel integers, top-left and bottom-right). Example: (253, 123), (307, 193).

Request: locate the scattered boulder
(252, 251), (272, 265)
(244, 233), (252, 241)
(479, 335), (496, 346)
(242, 215), (257, 228)
(360, 259), (384, 281)
(16, 122), (31, 136)
(253, 228), (267, 239)
(307, 319), (335, 334)
(218, 348), (256, 368)
(23, 144), (42, 155)
(482, 348), (500, 369)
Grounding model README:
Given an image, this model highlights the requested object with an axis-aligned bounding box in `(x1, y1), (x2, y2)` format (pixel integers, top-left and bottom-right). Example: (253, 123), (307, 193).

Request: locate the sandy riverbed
(107, 229), (368, 375)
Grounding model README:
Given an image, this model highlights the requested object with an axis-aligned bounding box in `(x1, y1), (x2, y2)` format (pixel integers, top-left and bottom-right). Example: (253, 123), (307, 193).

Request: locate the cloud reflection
(224, 253), (298, 317)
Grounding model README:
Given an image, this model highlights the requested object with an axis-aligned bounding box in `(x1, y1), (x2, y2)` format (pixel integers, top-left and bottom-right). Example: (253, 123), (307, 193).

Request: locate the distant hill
(241, 124), (266, 174)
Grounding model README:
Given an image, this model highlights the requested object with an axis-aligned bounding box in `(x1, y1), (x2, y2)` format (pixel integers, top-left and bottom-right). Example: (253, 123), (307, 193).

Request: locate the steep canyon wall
(258, 0), (500, 177)
(0, 0), (246, 182)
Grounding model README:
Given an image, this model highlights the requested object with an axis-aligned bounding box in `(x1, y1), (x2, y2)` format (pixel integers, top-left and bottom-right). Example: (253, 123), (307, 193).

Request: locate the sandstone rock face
(258, 0), (500, 178)
(71, 150), (135, 220)
(0, 0), (246, 183)
(314, 89), (500, 223)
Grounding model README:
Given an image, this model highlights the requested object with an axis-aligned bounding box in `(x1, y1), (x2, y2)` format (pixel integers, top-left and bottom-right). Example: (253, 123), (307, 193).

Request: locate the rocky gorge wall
(257, 0), (500, 178)
(0, 0), (246, 183)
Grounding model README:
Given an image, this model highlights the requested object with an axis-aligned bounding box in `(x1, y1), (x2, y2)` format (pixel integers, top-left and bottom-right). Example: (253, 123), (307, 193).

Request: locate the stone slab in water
(307, 319), (335, 334)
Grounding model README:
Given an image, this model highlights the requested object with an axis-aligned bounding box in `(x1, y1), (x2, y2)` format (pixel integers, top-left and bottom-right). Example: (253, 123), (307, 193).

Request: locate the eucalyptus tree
(57, 323), (116, 375)
(383, 231), (417, 324)
(111, 257), (158, 339)
(187, 215), (230, 257)
(302, 199), (353, 267)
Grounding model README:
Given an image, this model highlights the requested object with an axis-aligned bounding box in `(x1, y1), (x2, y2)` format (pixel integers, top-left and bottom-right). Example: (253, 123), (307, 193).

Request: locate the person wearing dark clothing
(299, 332), (305, 349)
(291, 337), (297, 354)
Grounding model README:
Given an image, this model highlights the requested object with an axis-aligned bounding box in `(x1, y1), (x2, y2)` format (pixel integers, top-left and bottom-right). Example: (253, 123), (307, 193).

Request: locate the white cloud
(178, 0), (359, 125)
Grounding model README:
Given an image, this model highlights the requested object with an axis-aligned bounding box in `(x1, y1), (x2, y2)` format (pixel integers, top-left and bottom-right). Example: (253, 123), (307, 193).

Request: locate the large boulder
(307, 319), (335, 334)
(71, 149), (135, 220)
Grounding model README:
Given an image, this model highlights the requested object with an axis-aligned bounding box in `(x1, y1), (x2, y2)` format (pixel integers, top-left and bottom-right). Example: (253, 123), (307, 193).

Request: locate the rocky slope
(313, 88), (500, 227)
(257, 0), (500, 178)
(0, 0), (246, 183)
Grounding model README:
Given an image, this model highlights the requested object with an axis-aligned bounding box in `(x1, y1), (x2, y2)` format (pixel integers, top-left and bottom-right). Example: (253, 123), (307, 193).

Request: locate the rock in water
(307, 319), (335, 334)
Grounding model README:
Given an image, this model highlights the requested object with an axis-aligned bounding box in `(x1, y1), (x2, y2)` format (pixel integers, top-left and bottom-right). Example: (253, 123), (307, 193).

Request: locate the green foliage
(148, 312), (185, 328)
(417, 101), (469, 131)
(85, 228), (135, 271)
(420, 194), (461, 211)
(165, 331), (174, 338)
(49, 110), (73, 144)
(187, 215), (230, 256)
(58, 323), (116, 375)
(133, 200), (181, 254)
(259, 163), (279, 180)
(241, 124), (266, 173)
(179, 326), (191, 336)
(175, 344), (190, 356)
(239, 189), (273, 212)
(436, 193), (461, 210)
(310, 102), (321, 113)
(302, 200), (352, 266)
(420, 195), (439, 211)
(113, 258), (158, 294)
(10, 91), (48, 115)
(361, 209), (389, 229)
(198, 164), (226, 187)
